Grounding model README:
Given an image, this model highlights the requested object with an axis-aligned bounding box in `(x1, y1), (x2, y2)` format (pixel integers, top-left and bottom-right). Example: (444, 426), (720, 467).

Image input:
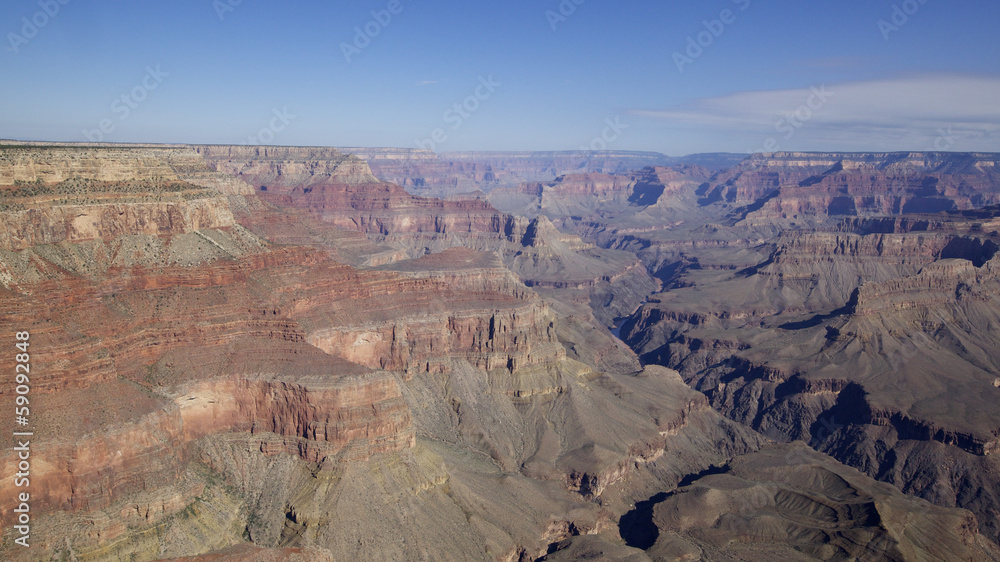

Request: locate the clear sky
(1, 0), (999, 155)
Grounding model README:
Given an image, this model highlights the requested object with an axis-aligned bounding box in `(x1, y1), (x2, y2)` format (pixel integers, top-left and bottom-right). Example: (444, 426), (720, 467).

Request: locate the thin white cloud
(633, 74), (1000, 152)
(797, 56), (880, 69)
(415, 80), (439, 86)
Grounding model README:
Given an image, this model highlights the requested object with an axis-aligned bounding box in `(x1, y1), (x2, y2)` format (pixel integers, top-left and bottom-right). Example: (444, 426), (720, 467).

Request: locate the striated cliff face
(194, 145), (379, 188)
(176, 374), (414, 462)
(0, 146), (186, 185)
(307, 301), (562, 373)
(853, 255), (999, 316)
(0, 242), (424, 546)
(0, 146), (552, 557)
(0, 194), (235, 251)
(698, 151), (1000, 221)
(0, 370), (413, 549)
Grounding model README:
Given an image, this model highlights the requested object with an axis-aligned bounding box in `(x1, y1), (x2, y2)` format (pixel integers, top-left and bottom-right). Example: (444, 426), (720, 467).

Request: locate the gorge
(1, 143), (999, 561)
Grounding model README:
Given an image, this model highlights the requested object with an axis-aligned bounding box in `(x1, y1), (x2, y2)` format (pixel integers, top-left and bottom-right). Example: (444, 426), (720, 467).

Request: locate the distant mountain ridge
(335, 148), (747, 196)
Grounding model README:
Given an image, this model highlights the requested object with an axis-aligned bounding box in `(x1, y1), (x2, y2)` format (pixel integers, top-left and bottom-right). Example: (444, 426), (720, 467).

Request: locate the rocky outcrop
(193, 145), (379, 189)
(176, 374), (414, 462)
(0, 144), (255, 195)
(0, 195), (235, 251)
(0, 146), (256, 252)
(852, 254), (999, 315)
(307, 300), (562, 373)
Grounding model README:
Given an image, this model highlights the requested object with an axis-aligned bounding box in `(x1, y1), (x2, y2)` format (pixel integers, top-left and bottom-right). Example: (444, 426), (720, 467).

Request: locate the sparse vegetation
(0, 176), (213, 211)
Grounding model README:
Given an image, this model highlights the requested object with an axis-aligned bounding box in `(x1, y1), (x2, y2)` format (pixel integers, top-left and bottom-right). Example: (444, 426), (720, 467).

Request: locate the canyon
(329, 148), (744, 198)
(483, 152), (1000, 554)
(1, 144), (999, 561)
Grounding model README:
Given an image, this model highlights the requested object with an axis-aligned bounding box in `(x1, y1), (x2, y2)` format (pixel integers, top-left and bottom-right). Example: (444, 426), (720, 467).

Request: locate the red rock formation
(177, 374), (414, 462)
(0, 183), (565, 560)
(704, 152), (1000, 219)
(166, 544), (334, 561)
(0, 248), (427, 535)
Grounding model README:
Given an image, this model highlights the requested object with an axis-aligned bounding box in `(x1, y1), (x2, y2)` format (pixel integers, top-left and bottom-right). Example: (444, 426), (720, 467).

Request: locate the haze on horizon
(1, 0), (999, 154)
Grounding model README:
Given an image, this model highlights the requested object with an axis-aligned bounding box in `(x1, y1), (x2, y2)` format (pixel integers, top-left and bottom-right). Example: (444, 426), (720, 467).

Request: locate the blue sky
(1, 0), (999, 154)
